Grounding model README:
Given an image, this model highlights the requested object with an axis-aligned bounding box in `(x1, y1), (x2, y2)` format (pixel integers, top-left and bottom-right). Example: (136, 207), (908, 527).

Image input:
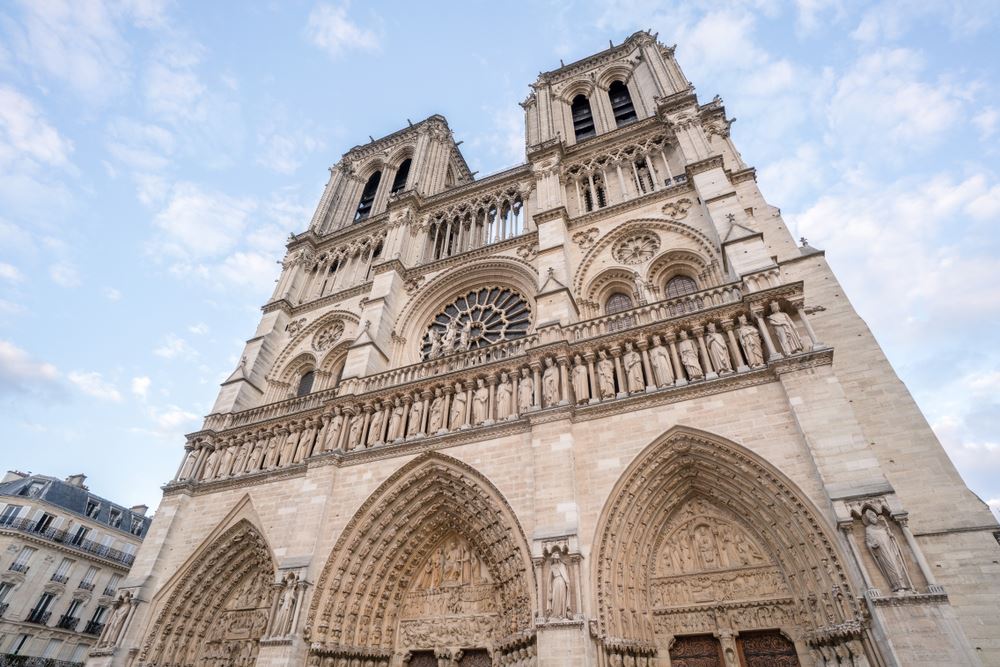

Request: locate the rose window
(312, 321), (344, 352)
(612, 232), (661, 265)
(421, 288), (531, 360)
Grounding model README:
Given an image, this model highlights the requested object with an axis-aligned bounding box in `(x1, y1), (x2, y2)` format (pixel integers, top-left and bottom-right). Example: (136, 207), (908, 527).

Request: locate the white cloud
(973, 107), (998, 140)
(106, 118), (174, 171)
(187, 323), (209, 335)
(104, 287), (122, 301)
(131, 375), (151, 398)
(306, 3), (380, 58)
(68, 370), (122, 401)
(0, 86), (74, 167)
(144, 403), (199, 434)
(49, 262), (81, 287)
(0, 262), (23, 282)
(0, 339), (59, 395)
(151, 183), (256, 259)
(153, 333), (194, 359)
(256, 128), (324, 174)
(145, 48), (207, 123)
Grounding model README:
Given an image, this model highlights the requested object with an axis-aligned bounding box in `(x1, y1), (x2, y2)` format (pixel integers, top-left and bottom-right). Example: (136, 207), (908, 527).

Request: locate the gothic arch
(586, 267), (641, 311)
(572, 218), (721, 298)
(591, 426), (871, 663)
(646, 248), (720, 300)
(139, 510), (276, 666)
(392, 257), (538, 365)
(268, 310), (359, 386)
(596, 63), (636, 89)
(306, 453), (536, 655)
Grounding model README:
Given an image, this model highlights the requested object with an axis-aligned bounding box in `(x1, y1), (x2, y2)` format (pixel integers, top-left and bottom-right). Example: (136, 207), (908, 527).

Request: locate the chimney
(65, 474), (88, 488)
(130, 504), (149, 517)
(2, 471), (28, 483)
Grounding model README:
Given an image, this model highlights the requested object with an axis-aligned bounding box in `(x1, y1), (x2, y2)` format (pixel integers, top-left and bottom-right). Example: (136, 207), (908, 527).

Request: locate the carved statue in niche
(542, 357), (560, 406)
(596, 349), (616, 398)
(694, 524), (719, 569)
(459, 321), (472, 351)
(323, 409), (343, 451)
(450, 382), (467, 429)
(547, 551), (571, 619)
(649, 335), (674, 387)
(263, 432), (280, 468)
(97, 590), (133, 648)
(441, 320), (458, 355)
(473, 378), (490, 425)
(388, 398), (405, 441)
(428, 328), (443, 359)
(863, 509), (912, 593)
(407, 394), (423, 437)
(677, 331), (704, 380)
(518, 367), (534, 412)
(178, 449), (197, 480)
(572, 354), (590, 404)
(280, 426), (300, 466)
(429, 388), (445, 433)
(623, 342), (644, 393)
(269, 572), (301, 638)
(767, 301), (803, 355)
(496, 372), (513, 419)
(201, 447), (219, 480)
(737, 314), (765, 368)
(367, 407), (384, 447)
(705, 323), (732, 374)
(346, 412), (364, 450)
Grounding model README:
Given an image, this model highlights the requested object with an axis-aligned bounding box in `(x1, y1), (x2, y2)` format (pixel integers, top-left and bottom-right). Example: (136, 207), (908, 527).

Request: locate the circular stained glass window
(421, 288), (531, 360)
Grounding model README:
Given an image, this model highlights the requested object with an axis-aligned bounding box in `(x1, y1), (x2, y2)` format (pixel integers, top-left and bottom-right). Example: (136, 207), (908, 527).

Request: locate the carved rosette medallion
(612, 233), (661, 265)
(421, 288), (531, 360)
(312, 321), (345, 352)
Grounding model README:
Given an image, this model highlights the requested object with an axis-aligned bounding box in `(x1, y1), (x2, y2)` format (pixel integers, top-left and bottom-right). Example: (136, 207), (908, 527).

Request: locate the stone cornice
(732, 167), (757, 184)
(566, 182), (694, 230)
(419, 163), (532, 212)
(656, 88), (699, 116)
(0, 526), (133, 571)
(686, 155), (725, 177)
(292, 211), (390, 250)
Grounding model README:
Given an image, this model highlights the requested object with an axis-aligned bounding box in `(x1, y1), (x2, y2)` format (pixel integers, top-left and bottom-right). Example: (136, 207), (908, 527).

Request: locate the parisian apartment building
(0, 472), (150, 663)
(69, 31), (1000, 667)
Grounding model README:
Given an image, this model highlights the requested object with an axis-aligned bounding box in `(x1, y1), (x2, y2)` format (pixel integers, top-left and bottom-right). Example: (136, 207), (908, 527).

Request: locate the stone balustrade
(171, 283), (825, 489)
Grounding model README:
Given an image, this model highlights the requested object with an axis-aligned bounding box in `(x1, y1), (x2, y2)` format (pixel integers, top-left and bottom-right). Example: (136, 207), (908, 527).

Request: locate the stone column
(637, 339), (656, 392)
(722, 319), (748, 372)
(692, 325), (717, 380)
(419, 390), (432, 436)
(897, 515), (938, 587)
(794, 301), (824, 350)
(486, 374), (497, 425)
(752, 306), (781, 361)
(558, 357), (571, 406)
(666, 333), (687, 386)
(361, 405), (373, 448)
(611, 347), (627, 398)
(531, 362), (543, 410)
(462, 381), (473, 429)
(585, 352), (599, 404)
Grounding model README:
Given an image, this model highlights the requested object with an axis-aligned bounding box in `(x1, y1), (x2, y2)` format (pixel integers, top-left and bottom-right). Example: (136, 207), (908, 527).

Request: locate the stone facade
(86, 32), (1000, 667)
(0, 472), (150, 662)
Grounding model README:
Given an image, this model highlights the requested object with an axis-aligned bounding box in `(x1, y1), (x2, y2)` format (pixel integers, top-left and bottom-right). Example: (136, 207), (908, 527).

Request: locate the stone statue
(863, 509), (912, 592)
(677, 331), (704, 381)
(472, 378), (490, 425)
(441, 320), (458, 355)
(270, 573), (299, 637)
(622, 342), (644, 393)
(542, 357), (560, 406)
(98, 590), (132, 648)
(596, 350), (615, 398)
(633, 271), (652, 304)
(279, 427), (298, 466)
(178, 449), (197, 480)
(496, 372), (512, 419)
(427, 328), (443, 359)
(449, 383), (467, 429)
(367, 408), (384, 447)
(767, 301), (803, 355)
(706, 323), (732, 373)
(517, 367), (534, 412)
(388, 399), (405, 441)
(346, 412), (364, 450)
(428, 388), (445, 433)
(216, 445), (233, 478)
(547, 551), (570, 619)
(201, 447), (219, 480)
(322, 409), (343, 451)
(649, 335), (674, 387)
(737, 314), (764, 368)
(263, 432), (280, 468)
(459, 320), (472, 351)
(407, 395), (423, 437)
(572, 354), (590, 404)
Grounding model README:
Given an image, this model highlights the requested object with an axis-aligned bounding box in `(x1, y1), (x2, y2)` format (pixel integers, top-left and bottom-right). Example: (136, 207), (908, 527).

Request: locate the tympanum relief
(397, 533), (503, 652)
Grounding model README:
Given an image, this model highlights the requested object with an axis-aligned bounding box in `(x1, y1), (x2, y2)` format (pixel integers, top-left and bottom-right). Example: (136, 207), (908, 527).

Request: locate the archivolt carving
(139, 519), (275, 666)
(267, 310), (360, 385)
(612, 232), (661, 265)
(646, 249), (718, 296)
(572, 219), (720, 298)
(306, 453), (535, 653)
(592, 426), (868, 658)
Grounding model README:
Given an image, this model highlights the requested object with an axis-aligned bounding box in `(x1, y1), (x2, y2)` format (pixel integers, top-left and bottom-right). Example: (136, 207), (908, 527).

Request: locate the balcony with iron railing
(7, 562), (28, 574)
(56, 614), (80, 631)
(177, 280), (827, 488)
(24, 608), (50, 625)
(78, 580), (95, 591)
(0, 517), (135, 568)
(0, 602), (7, 617)
(0, 657), (84, 667)
(84, 619), (105, 636)
(50, 573), (69, 584)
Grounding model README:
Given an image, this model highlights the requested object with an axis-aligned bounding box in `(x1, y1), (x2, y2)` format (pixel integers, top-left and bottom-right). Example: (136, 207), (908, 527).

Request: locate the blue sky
(0, 1), (998, 517)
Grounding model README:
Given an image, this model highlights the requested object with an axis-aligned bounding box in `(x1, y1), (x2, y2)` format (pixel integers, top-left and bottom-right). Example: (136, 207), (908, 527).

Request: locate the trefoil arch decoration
(591, 425), (873, 665)
(421, 287), (532, 360)
(304, 453), (536, 658)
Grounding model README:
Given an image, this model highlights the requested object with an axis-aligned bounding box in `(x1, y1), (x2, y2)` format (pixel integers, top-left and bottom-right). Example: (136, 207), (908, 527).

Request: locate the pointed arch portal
(306, 453), (536, 663)
(592, 426), (875, 666)
(139, 519), (276, 666)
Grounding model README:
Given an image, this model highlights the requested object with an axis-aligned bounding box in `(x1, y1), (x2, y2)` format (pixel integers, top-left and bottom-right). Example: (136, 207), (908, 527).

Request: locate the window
(52, 557), (73, 583)
(665, 275), (698, 299)
(389, 158), (411, 194)
(80, 566), (99, 588)
(0, 581), (13, 603)
(11, 546), (35, 572)
(571, 94), (596, 140)
(634, 159), (654, 194)
(104, 573), (122, 596)
(605, 292), (633, 315)
(296, 370), (315, 397)
(33, 512), (55, 533)
(70, 526), (89, 546)
(91, 605), (108, 624)
(0, 504), (22, 524)
(41, 638), (62, 658)
(11, 634), (30, 655)
(109, 508), (122, 528)
(86, 500), (100, 519)
(130, 517), (144, 535)
(64, 599), (82, 618)
(70, 645), (88, 663)
(19, 481), (44, 498)
(353, 171), (382, 222)
(608, 80), (637, 127)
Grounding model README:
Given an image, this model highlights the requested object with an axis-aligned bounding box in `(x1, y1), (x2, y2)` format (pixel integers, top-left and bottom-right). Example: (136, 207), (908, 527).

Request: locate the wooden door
(737, 630), (800, 667)
(669, 634), (724, 667)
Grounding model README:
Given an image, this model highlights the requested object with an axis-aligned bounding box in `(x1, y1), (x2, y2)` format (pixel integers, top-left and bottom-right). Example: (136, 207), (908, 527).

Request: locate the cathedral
(87, 32), (1000, 667)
